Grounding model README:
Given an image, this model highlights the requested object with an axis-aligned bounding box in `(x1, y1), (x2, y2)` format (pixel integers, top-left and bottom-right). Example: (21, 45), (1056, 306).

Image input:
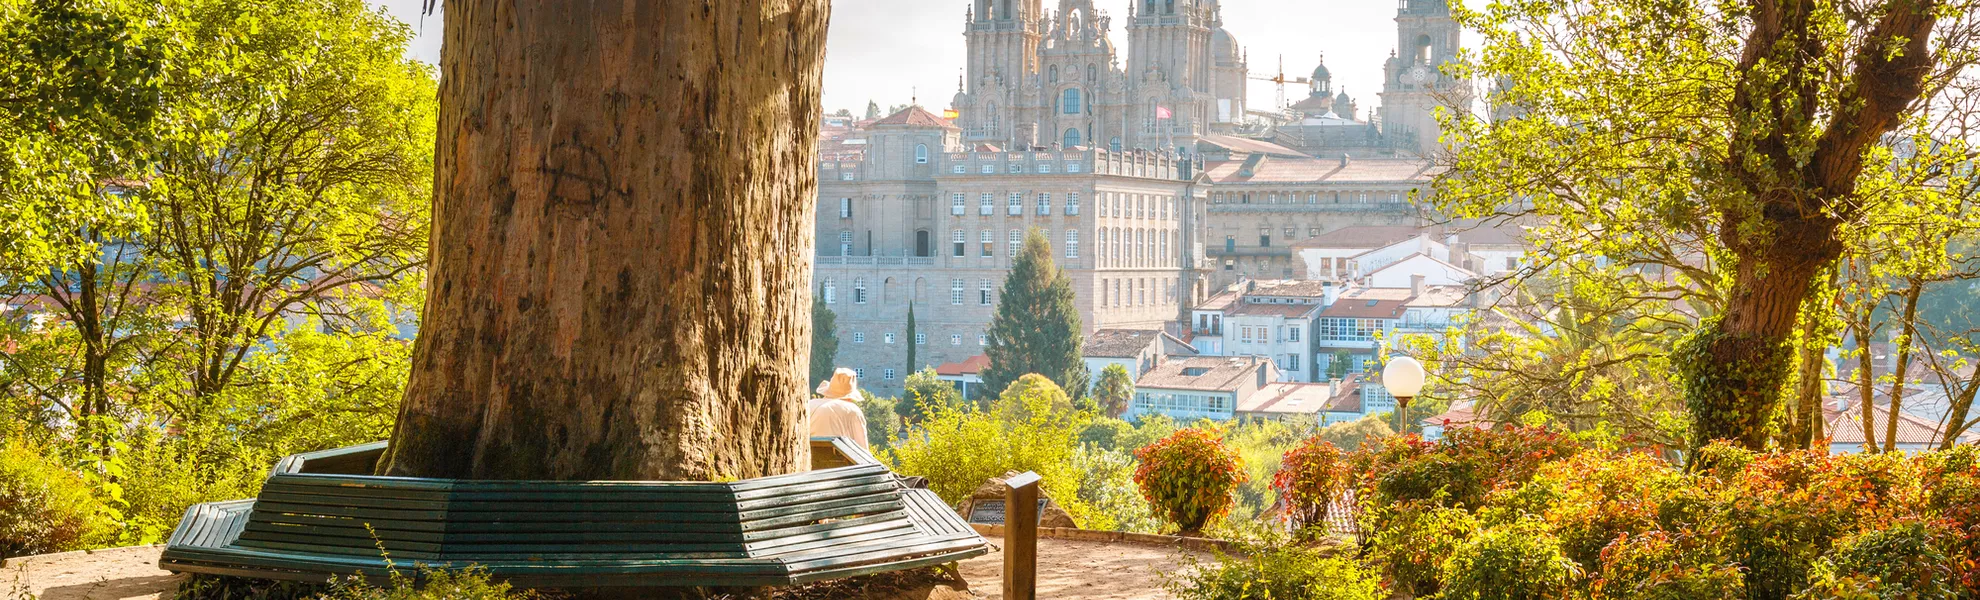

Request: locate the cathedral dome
(1213, 28), (1239, 62)
(1311, 61), (1331, 82)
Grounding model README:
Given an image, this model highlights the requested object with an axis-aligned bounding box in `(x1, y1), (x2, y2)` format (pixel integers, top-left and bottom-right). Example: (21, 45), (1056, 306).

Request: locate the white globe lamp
(1382, 357), (1427, 432)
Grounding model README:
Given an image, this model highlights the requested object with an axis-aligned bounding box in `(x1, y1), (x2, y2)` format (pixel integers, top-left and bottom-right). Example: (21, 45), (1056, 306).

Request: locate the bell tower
(959, 0), (1045, 145)
(1378, 0), (1463, 154)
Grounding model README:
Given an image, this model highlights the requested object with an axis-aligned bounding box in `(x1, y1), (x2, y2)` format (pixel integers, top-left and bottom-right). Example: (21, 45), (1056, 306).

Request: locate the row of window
(1234, 325), (1302, 344)
(948, 229), (1082, 259)
(1094, 227), (1174, 269)
(1098, 192), (1174, 221)
(818, 277), (1001, 306)
(846, 331), (987, 346)
(952, 162), (1087, 175)
(1318, 317), (1387, 342)
(1100, 277), (1175, 309)
(1132, 392), (1230, 414)
(949, 192), (1082, 216)
(1211, 191), (1405, 205)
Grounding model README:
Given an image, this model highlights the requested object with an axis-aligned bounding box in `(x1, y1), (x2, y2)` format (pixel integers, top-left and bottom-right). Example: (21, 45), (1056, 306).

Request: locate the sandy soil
(4, 537), (1198, 600)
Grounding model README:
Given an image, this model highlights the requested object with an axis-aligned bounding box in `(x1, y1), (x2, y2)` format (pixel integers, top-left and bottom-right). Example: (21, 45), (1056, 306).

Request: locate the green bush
(856, 394), (900, 451)
(1070, 445), (1159, 533)
(0, 441), (114, 557)
(885, 375), (1093, 525)
(1133, 428), (1245, 535)
(174, 565), (535, 600)
(1164, 544), (1383, 600)
(1363, 499), (1477, 597)
(1439, 518), (1581, 600)
(1804, 520), (1957, 600)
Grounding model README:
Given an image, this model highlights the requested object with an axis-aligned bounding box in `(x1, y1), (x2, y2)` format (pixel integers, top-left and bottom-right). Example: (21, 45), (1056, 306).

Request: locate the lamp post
(1382, 357), (1426, 434)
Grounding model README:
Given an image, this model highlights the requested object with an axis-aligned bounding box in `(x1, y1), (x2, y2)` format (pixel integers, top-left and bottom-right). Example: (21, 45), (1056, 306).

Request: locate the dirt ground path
(5, 537), (1198, 600)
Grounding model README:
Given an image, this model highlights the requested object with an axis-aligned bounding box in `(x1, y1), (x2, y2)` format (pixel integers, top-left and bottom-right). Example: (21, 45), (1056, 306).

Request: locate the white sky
(369, 1), (1425, 119)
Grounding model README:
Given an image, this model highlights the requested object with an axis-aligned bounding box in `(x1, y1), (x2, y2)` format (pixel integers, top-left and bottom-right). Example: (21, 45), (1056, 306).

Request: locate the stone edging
(0, 544), (165, 568)
(968, 524), (1240, 554)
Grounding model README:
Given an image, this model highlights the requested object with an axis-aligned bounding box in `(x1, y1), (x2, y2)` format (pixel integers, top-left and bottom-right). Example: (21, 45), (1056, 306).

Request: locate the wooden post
(1004, 471), (1041, 600)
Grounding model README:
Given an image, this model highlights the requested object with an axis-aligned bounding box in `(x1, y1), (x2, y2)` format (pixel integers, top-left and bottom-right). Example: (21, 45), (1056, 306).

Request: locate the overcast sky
(369, 1), (1427, 119)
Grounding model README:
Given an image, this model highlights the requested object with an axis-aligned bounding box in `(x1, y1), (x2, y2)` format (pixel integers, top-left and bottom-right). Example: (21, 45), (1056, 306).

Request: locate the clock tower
(1378, 0), (1463, 155)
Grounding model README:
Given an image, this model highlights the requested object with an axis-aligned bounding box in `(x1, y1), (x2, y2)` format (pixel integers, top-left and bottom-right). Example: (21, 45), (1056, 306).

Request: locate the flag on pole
(1155, 105), (1172, 120)
(942, 109), (960, 120)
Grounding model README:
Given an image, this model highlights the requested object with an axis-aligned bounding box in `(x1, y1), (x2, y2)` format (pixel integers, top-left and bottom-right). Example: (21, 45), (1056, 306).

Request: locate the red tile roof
(871, 106), (958, 129)
(935, 354), (990, 376)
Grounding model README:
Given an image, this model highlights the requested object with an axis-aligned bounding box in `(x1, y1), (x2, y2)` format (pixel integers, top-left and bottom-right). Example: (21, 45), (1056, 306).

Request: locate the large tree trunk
(1682, 0), (1941, 451)
(379, 0), (829, 481)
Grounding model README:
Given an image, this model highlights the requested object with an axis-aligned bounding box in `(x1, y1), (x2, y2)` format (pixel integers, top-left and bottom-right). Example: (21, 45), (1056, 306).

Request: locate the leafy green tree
(895, 367), (963, 425)
(982, 228), (1089, 400)
(1436, 0), (1980, 450)
(811, 298), (838, 386)
(1093, 363), (1135, 418)
(1327, 350), (1354, 380)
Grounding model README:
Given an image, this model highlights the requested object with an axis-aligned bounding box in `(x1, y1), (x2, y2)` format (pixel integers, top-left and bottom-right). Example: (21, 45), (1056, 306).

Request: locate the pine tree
(982, 228), (1089, 400)
(811, 298), (838, 387)
(904, 302), (917, 377)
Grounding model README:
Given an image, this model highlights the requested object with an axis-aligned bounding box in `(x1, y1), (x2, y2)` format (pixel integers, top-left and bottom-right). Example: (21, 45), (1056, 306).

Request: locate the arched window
(1062, 88), (1082, 114)
(1063, 127), (1082, 148)
(914, 143), (928, 164)
(1415, 34), (1433, 64)
(1110, 136), (1122, 152)
(915, 229), (932, 257)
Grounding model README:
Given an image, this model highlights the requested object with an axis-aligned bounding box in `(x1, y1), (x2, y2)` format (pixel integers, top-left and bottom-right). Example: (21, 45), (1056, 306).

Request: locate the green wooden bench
(158, 437), (987, 588)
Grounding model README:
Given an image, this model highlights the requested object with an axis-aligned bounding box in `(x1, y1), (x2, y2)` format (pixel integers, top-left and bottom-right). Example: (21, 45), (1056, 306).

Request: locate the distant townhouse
(1126, 356), (1278, 422)
(1235, 375), (1368, 423)
(1081, 328), (1197, 390)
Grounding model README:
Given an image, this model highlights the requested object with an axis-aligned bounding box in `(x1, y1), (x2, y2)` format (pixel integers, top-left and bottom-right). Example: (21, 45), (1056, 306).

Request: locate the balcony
(1205, 246), (1292, 258)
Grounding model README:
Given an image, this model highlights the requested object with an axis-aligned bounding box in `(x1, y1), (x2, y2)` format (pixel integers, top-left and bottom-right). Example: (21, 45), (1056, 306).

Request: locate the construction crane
(1248, 55), (1310, 115)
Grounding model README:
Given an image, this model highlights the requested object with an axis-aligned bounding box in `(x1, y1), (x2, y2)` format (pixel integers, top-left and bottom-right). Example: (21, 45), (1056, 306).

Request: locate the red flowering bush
(1271, 436), (1349, 533)
(1133, 428), (1245, 535)
(1919, 444), (1980, 595)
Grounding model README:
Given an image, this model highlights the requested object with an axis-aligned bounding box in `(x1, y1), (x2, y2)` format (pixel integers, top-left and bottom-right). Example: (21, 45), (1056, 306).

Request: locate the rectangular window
(953, 164), (966, 174)
(1067, 192), (1080, 215)
(1309, 227), (1320, 237)
(1284, 227), (1296, 240)
(853, 332), (865, 343)
(980, 193), (994, 215)
(1037, 194), (1051, 215)
(951, 193), (966, 215)
(1066, 162), (1081, 173)
(838, 198), (852, 219)
(1009, 230), (1022, 257)
(981, 230), (995, 257)
(1066, 230), (1079, 258)
(978, 333), (987, 346)
(883, 333), (895, 344)
(951, 279), (965, 305)
(951, 334), (962, 346)
(840, 171), (854, 181)
(838, 230), (852, 257)
(915, 333), (927, 345)
(1289, 326), (1301, 342)
(883, 368), (896, 380)
(853, 279), (868, 304)
(822, 278), (835, 304)
(1008, 193), (1023, 216)
(1008, 163), (1022, 173)
(952, 229), (966, 257)
(980, 279), (993, 305)
(856, 367), (867, 378)
(1038, 163), (1053, 174)
(981, 164), (995, 174)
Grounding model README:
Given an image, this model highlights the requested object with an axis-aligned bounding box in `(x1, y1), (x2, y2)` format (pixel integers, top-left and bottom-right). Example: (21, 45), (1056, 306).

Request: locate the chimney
(1411, 274), (1427, 298)
(1322, 281), (1340, 306)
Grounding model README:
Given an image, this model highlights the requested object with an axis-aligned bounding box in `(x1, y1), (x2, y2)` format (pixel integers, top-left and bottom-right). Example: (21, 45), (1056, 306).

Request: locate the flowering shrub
(1271, 437), (1349, 533)
(1358, 426), (1580, 511)
(1918, 445), (1980, 595)
(885, 376), (1093, 525)
(1803, 520), (1958, 600)
(1133, 428), (1245, 535)
(1363, 500), (1477, 597)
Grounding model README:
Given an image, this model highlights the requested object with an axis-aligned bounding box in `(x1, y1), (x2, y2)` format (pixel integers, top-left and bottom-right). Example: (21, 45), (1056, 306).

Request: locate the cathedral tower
(1125, 0), (1215, 151)
(1030, 0), (1124, 149)
(957, 0), (1045, 145)
(1378, 0), (1465, 154)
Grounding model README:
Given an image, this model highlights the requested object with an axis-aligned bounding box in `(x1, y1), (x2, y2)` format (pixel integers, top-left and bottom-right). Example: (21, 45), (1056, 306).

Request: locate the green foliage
(884, 375), (1094, 526)
(1216, 420), (1303, 536)
(1133, 428), (1245, 535)
(0, 440), (114, 557)
(1164, 544), (1383, 600)
(1070, 445), (1159, 533)
(1092, 363), (1134, 418)
(903, 302), (916, 378)
(810, 298), (837, 386)
(895, 367), (963, 426)
(1439, 518), (1582, 600)
(1805, 521), (1958, 600)
(855, 394), (899, 452)
(1363, 500), (1478, 598)
(1314, 416), (1391, 451)
(981, 228), (1088, 400)
(173, 565), (535, 600)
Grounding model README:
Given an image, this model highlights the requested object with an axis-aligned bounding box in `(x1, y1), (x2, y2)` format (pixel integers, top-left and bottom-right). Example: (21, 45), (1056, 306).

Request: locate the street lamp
(1382, 356), (1426, 433)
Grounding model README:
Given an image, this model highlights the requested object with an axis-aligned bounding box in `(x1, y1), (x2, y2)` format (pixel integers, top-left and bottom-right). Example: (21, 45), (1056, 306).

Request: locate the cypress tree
(811, 298), (838, 386)
(905, 302), (917, 377)
(982, 228), (1089, 400)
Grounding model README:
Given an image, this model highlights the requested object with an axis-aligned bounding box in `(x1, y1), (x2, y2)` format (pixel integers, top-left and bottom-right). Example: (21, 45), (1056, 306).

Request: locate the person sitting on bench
(808, 368), (869, 449)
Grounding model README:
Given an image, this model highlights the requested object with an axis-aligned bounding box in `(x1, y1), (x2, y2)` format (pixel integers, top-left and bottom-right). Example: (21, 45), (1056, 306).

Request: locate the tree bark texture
(1884, 281), (1922, 452)
(379, 0), (830, 480)
(1682, 0), (1941, 450)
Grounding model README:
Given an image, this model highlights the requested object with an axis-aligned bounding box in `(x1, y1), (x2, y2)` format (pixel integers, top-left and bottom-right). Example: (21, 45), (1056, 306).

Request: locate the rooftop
(870, 106), (958, 129)
(1083, 329), (1164, 359)
(1227, 301), (1324, 319)
(934, 355), (990, 377)
(1136, 356), (1270, 393)
(1237, 382), (1336, 416)
(1293, 226), (1430, 250)
(1203, 156), (1435, 185)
